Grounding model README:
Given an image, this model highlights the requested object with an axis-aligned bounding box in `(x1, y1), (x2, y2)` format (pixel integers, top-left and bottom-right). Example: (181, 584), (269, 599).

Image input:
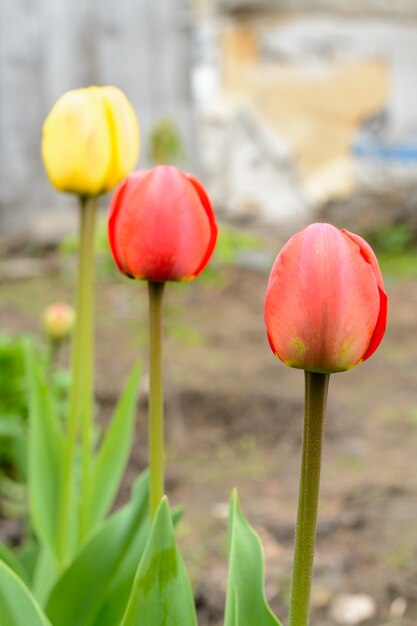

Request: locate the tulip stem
(288, 371), (330, 626)
(148, 280), (166, 520)
(58, 196), (96, 565)
(79, 196), (97, 542)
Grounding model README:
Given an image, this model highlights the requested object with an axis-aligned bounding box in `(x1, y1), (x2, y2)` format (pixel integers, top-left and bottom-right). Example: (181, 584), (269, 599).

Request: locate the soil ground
(1, 235), (417, 626)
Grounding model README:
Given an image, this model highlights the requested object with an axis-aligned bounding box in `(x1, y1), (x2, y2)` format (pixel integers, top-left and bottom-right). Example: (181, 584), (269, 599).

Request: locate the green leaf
(90, 504), (184, 626)
(225, 490), (282, 626)
(14, 541), (40, 588)
(88, 361), (141, 533)
(24, 342), (63, 559)
(32, 546), (57, 607)
(121, 497), (197, 626)
(45, 471), (149, 626)
(0, 544), (28, 584)
(0, 560), (52, 626)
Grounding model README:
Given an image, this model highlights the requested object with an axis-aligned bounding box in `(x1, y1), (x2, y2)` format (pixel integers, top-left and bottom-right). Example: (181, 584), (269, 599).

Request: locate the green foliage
(201, 224), (265, 284)
(25, 342), (64, 561)
(378, 250), (417, 278)
(0, 560), (52, 626)
(352, 223), (417, 278)
(0, 544), (28, 584)
(46, 472), (149, 626)
(0, 335), (27, 423)
(88, 361), (142, 534)
(225, 490), (282, 626)
(0, 335), (28, 480)
(215, 225), (263, 266)
(0, 333), (70, 487)
(369, 222), (414, 255)
(121, 497), (197, 626)
(149, 118), (185, 166)
(23, 340), (142, 570)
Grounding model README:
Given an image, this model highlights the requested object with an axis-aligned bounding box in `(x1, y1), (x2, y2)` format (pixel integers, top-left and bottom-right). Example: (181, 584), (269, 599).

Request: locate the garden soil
(0, 247), (416, 626)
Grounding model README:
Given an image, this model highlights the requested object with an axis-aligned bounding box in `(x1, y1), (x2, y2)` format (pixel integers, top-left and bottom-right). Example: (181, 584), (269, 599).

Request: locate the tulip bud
(42, 303), (75, 342)
(264, 223), (387, 374)
(108, 165), (218, 282)
(42, 86), (140, 197)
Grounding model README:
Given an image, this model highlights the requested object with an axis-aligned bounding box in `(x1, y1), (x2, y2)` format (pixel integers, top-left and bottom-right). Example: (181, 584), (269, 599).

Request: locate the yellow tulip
(42, 86), (140, 197)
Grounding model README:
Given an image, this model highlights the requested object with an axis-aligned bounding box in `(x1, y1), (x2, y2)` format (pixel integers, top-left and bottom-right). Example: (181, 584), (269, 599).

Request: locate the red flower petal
(264, 223), (384, 373)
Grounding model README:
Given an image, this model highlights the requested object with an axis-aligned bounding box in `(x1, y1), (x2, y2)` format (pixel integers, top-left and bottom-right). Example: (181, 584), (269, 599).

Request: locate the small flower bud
(42, 303), (75, 342)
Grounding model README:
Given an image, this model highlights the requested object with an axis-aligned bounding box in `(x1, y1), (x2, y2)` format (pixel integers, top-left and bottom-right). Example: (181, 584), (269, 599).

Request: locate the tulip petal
(342, 229), (387, 362)
(101, 87), (140, 192)
(42, 88), (112, 196)
(109, 166), (217, 282)
(185, 173), (218, 278)
(265, 224), (382, 373)
(108, 171), (149, 277)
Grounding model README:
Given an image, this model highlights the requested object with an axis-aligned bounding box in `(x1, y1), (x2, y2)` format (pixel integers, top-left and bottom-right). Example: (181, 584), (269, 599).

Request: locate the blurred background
(1, 0), (417, 239)
(1, 1), (417, 625)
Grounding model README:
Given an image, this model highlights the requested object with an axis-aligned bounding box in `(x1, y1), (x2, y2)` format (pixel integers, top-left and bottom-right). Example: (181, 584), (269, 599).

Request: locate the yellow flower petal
(101, 86), (140, 192)
(42, 87), (112, 196)
(41, 86), (140, 197)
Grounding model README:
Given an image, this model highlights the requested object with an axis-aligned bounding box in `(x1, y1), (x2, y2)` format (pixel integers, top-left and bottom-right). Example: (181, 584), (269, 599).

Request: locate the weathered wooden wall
(0, 0), (193, 238)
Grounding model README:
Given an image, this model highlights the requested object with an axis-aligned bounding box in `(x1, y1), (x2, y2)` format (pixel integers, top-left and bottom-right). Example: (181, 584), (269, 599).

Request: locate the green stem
(45, 339), (60, 380)
(148, 281), (166, 520)
(79, 197), (97, 542)
(288, 371), (330, 626)
(57, 196), (97, 564)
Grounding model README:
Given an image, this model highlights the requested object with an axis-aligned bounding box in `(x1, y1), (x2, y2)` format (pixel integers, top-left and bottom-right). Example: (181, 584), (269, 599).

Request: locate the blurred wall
(218, 0), (417, 16)
(0, 0), (193, 240)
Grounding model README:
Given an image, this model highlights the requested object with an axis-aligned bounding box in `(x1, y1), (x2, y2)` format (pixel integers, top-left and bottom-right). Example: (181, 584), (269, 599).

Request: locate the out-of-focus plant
(149, 118), (185, 166)
(0, 335), (28, 483)
(41, 304), (74, 345)
(367, 222), (414, 255)
(0, 330), (70, 484)
(0, 329), (71, 524)
(201, 223), (265, 284)
(41, 303), (74, 373)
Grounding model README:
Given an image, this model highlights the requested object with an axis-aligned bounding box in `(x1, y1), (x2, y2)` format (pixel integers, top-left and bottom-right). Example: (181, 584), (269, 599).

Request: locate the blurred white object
(389, 596), (407, 619)
(329, 593), (376, 625)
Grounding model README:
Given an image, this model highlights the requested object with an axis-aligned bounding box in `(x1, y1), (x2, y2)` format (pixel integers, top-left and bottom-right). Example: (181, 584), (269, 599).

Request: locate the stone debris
(389, 596), (407, 619)
(211, 501), (229, 520)
(329, 593), (376, 625)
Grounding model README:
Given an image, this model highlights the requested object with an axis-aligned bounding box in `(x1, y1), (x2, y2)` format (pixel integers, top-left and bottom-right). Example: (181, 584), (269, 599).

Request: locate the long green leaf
(24, 342), (63, 560)
(0, 560), (52, 626)
(121, 497), (197, 626)
(225, 490), (282, 626)
(88, 361), (141, 533)
(32, 546), (57, 607)
(45, 470), (149, 626)
(91, 506), (184, 626)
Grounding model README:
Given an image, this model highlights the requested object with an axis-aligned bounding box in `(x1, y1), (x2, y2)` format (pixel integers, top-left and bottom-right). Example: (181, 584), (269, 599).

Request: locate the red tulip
(108, 165), (218, 282)
(264, 223), (387, 373)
